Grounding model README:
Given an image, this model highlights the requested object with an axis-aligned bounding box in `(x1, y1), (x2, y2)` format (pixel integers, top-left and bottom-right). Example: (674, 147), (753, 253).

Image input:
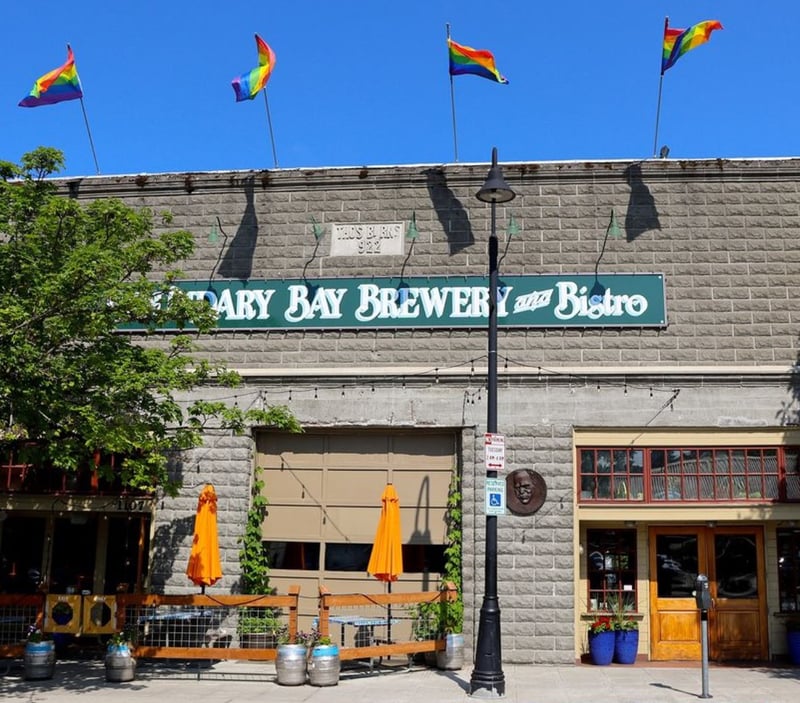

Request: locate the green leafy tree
(0, 147), (300, 496)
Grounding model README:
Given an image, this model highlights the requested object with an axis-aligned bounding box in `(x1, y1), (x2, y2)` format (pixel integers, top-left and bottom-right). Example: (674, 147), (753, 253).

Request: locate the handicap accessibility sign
(485, 478), (506, 515)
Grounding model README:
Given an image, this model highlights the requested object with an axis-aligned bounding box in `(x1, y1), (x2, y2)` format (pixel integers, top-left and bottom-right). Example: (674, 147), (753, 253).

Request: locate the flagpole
(262, 89), (279, 168)
(446, 23), (459, 163)
(652, 16), (668, 158)
(78, 97), (100, 175)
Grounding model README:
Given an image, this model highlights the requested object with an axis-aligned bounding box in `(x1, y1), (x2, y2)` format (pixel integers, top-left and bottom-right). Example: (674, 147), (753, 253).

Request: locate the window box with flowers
(587, 616), (615, 665)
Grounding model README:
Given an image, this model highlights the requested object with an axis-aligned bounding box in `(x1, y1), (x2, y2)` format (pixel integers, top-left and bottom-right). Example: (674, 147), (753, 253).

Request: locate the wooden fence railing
(116, 587), (300, 661)
(0, 594), (45, 659)
(317, 581), (458, 662)
(0, 583), (459, 665)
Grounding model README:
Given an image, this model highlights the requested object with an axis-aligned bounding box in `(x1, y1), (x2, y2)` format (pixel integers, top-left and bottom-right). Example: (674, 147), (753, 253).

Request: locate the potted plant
(410, 601), (440, 666)
(610, 598), (639, 664)
(237, 608), (281, 649)
(786, 618), (800, 665)
(409, 471), (464, 670)
(105, 629), (136, 682)
(237, 466), (283, 648)
(411, 470), (465, 671)
(587, 616), (614, 665)
(24, 625), (55, 680)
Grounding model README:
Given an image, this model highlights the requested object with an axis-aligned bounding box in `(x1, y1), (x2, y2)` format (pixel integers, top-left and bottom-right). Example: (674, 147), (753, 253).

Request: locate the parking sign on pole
(485, 433), (505, 472)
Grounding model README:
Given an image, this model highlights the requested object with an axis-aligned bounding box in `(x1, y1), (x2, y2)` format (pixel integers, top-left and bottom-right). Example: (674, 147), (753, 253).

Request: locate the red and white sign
(484, 433), (505, 470)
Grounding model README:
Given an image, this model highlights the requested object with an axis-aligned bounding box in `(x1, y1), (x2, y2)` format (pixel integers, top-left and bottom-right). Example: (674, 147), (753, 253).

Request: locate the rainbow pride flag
(19, 45), (83, 107)
(232, 34), (276, 102)
(448, 38), (508, 84)
(662, 20), (723, 74)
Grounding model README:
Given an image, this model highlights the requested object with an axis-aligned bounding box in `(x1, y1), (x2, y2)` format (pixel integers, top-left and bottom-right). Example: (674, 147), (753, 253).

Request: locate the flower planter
(239, 632), (277, 649)
(307, 644), (340, 686)
(24, 640), (55, 680)
(588, 630), (614, 665)
(614, 629), (639, 664)
(275, 643), (307, 685)
(787, 629), (800, 665)
(105, 643), (136, 682)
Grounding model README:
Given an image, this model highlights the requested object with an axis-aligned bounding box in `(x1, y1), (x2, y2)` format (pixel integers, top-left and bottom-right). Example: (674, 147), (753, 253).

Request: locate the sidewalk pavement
(1, 657), (798, 702)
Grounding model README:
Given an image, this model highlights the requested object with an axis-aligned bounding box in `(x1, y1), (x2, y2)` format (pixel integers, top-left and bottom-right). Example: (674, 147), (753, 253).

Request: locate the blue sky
(1, 1), (795, 177)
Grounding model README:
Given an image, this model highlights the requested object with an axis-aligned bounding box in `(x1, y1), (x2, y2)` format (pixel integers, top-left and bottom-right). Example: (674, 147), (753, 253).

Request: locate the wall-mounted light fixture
(310, 216), (324, 240)
(606, 209), (622, 239)
(406, 211), (419, 240)
(506, 213), (520, 236)
(707, 521), (717, 528)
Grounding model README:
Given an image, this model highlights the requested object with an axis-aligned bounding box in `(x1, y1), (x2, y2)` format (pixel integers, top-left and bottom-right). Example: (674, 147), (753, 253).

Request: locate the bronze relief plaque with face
(506, 469), (547, 516)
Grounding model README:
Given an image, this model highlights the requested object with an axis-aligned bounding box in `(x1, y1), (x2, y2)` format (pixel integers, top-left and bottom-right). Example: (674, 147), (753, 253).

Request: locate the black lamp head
(476, 147), (516, 204)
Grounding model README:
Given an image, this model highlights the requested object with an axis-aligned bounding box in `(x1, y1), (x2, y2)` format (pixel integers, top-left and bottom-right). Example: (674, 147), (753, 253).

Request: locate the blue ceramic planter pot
(787, 630), (800, 665)
(614, 629), (639, 664)
(588, 630), (615, 665)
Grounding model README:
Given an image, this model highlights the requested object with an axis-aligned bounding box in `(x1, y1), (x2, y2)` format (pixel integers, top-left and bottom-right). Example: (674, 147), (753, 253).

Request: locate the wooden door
(649, 526), (706, 660)
(709, 528), (767, 661)
(649, 526), (767, 661)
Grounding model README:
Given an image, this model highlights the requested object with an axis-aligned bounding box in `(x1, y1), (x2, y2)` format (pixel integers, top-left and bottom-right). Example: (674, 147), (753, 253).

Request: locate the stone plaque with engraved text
(329, 223), (404, 257)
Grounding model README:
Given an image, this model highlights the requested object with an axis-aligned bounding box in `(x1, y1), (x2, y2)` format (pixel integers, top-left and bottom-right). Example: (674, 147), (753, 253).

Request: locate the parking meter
(694, 574), (712, 611)
(694, 573), (712, 698)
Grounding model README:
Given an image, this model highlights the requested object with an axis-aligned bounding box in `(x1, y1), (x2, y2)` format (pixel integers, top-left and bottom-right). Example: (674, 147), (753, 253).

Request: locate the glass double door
(649, 525), (767, 661)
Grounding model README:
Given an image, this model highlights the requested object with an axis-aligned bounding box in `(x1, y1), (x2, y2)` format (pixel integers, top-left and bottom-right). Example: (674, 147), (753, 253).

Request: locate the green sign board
(143, 274), (666, 331)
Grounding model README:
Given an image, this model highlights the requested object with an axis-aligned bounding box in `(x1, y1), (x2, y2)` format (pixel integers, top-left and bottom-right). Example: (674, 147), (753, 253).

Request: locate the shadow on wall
(424, 168), (474, 254)
(409, 475), (433, 592)
(218, 177), (258, 279)
(149, 515), (194, 592)
(780, 357), (800, 426)
(623, 164), (661, 241)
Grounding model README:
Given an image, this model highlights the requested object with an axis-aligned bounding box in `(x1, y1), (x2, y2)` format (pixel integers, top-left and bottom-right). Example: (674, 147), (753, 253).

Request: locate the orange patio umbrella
(367, 483), (403, 642)
(186, 483), (222, 593)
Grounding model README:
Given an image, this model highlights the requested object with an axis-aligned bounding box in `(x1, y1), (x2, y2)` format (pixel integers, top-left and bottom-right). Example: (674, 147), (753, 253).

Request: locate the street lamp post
(470, 147), (516, 698)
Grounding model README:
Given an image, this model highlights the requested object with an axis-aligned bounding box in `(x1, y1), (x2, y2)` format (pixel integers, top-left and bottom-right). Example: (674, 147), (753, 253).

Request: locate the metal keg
(275, 643), (307, 685)
(24, 641), (56, 680)
(307, 644), (340, 687)
(105, 644), (136, 682)
(436, 633), (465, 670)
